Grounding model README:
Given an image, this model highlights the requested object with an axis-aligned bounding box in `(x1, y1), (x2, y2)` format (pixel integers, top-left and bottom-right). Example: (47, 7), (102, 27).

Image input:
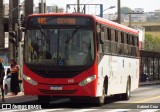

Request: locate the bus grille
(33, 71), (80, 78)
(39, 89), (76, 94)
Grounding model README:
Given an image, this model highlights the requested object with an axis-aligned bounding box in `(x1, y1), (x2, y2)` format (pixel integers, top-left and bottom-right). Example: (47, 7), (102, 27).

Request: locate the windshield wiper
(64, 28), (80, 60)
(38, 25), (50, 44)
(65, 28), (80, 44)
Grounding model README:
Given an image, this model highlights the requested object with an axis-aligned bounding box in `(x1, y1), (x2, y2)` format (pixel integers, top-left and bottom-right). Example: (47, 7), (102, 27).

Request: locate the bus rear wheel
(122, 80), (130, 100)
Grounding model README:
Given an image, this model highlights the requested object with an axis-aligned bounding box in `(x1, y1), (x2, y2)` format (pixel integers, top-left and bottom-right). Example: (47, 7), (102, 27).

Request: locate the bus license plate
(50, 86), (62, 90)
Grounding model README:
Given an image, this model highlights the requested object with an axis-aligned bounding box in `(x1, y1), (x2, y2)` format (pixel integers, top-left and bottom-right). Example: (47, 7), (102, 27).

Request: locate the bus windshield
(24, 28), (95, 66)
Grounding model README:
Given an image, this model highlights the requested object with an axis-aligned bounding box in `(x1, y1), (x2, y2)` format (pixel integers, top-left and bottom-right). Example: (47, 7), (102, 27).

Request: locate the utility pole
(25, 0), (33, 17)
(9, 0), (19, 59)
(18, 0), (23, 92)
(39, 0), (46, 13)
(13, 0), (18, 59)
(127, 12), (144, 27)
(128, 13), (131, 27)
(17, 0), (22, 70)
(0, 0), (4, 48)
(117, 0), (121, 23)
(41, 0), (44, 13)
(9, 0), (14, 60)
(77, 0), (80, 13)
(100, 4), (103, 17)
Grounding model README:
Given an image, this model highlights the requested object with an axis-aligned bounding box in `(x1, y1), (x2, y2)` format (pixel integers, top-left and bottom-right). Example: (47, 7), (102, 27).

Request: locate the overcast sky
(4, 0), (160, 13)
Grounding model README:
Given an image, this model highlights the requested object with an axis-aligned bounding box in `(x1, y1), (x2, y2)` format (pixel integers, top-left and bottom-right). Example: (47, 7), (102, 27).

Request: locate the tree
(153, 36), (160, 52)
(121, 7), (133, 14)
(144, 34), (160, 52)
(144, 34), (154, 51)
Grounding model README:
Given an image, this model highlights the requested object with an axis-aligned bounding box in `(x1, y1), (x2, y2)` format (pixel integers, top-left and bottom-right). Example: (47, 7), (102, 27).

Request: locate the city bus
(23, 13), (139, 105)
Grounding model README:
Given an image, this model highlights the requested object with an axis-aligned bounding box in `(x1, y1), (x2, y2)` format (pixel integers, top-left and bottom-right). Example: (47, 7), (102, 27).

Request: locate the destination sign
(26, 16), (94, 28)
(37, 17), (76, 25)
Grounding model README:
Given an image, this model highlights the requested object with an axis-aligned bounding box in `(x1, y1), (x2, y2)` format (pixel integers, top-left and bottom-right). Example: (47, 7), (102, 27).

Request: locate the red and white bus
(23, 13), (139, 105)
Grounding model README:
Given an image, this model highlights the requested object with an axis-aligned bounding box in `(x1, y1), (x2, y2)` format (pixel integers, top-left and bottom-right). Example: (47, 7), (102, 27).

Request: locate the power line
(102, 0), (116, 10)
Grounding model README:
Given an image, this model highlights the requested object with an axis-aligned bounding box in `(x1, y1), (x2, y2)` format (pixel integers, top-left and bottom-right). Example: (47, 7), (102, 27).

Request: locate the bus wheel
(38, 96), (51, 104)
(97, 85), (105, 105)
(122, 80), (130, 100)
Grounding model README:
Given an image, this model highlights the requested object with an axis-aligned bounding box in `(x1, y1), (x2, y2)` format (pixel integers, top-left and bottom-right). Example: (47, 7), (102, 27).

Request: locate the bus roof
(27, 13), (138, 35)
(27, 13), (94, 18)
(94, 16), (139, 35)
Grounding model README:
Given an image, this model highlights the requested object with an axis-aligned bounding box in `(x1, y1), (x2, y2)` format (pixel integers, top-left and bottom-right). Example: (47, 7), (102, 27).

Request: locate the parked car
(3, 66), (11, 95)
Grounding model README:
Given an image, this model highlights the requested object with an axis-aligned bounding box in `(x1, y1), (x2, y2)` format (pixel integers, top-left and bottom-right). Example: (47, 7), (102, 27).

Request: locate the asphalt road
(1, 85), (160, 112)
(46, 85), (160, 108)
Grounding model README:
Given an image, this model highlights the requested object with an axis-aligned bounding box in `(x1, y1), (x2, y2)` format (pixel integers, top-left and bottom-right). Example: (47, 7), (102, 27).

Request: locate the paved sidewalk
(140, 79), (160, 86)
(1, 80), (160, 103)
(0, 92), (37, 103)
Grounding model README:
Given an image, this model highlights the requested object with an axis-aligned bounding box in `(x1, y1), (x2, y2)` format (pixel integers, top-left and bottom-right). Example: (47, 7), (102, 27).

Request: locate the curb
(2, 95), (37, 103)
(140, 82), (160, 87)
(1, 92), (37, 104)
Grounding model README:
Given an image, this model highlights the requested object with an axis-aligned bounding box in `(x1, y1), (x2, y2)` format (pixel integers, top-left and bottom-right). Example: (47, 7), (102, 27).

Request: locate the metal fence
(140, 50), (160, 81)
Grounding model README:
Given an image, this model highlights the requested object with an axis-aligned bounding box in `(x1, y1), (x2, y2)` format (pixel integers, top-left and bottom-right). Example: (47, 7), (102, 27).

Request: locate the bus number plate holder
(50, 86), (62, 90)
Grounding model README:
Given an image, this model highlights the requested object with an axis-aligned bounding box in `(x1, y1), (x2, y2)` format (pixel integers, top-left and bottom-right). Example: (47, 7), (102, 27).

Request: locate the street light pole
(9, 0), (14, 60)
(103, 6), (116, 13)
(17, 0), (23, 91)
(77, 0), (80, 13)
(129, 13), (131, 27)
(0, 0), (4, 48)
(41, 0), (44, 13)
(117, 0), (121, 23)
(98, 6), (115, 17)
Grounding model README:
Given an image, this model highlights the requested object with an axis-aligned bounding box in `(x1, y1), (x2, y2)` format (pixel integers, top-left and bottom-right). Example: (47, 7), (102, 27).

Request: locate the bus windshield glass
(24, 28), (95, 66)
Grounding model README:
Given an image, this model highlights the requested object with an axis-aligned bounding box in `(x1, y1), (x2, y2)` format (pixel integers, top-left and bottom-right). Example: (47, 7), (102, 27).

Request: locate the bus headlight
(79, 75), (96, 86)
(22, 74), (38, 85)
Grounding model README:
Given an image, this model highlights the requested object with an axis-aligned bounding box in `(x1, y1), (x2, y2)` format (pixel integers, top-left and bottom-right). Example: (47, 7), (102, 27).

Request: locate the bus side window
(128, 34), (132, 56)
(131, 35), (135, 57)
(111, 29), (116, 54)
(134, 36), (138, 57)
(97, 24), (103, 53)
(121, 32), (124, 55)
(124, 33), (128, 55)
(117, 31), (122, 55)
(104, 27), (111, 54)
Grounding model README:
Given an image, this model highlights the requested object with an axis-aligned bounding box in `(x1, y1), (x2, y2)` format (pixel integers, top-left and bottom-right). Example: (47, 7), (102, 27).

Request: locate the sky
(4, 0), (160, 13)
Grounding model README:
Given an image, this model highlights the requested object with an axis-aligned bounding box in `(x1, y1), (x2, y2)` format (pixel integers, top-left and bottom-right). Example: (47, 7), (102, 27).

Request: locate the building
(133, 8), (144, 13)
(103, 13), (117, 21)
(3, 4), (9, 16)
(46, 6), (63, 13)
(34, 5), (64, 13)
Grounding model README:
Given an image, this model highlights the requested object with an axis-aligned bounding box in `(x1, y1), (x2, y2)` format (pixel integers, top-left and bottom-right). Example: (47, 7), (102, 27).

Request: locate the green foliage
(121, 7), (133, 14)
(144, 34), (160, 52)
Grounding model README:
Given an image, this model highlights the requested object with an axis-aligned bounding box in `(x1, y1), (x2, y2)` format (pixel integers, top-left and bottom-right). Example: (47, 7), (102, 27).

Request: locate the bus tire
(97, 85), (105, 106)
(38, 96), (51, 104)
(122, 79), (131, 100)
